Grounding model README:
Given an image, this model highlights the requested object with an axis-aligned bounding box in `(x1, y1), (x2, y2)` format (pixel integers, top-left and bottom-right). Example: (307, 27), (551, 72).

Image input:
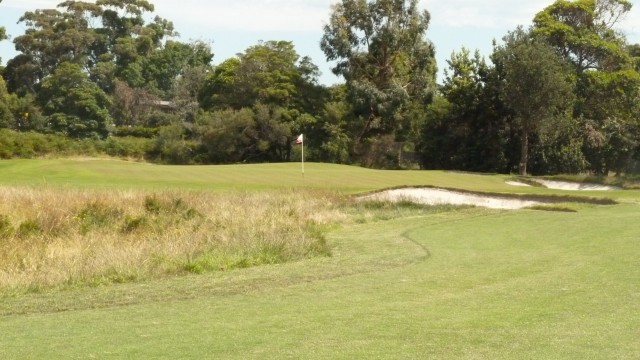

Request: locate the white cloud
(1, 0), (59, 11)
(426, 0), (552, 29)
(152, 0), (333, 33)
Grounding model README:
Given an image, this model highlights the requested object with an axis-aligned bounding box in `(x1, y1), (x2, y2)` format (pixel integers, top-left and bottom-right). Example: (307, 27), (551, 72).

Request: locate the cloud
(1, 0), (59, 11)
(152, 0), (333, 33)
(426, 0), (551, 29)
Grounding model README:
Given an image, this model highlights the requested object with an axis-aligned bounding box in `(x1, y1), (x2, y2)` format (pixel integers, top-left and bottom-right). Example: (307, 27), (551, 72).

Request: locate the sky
(1, 0), (639, 85)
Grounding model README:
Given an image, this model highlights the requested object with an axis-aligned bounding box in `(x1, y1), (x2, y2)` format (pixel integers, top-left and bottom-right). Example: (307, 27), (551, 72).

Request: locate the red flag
(295, 134), (303, 144)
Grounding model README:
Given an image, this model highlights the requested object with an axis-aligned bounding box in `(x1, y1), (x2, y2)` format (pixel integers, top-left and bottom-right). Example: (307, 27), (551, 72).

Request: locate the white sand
(533, 180), (619, 191)
(505, 181), (532, 187)
(360, 188), (542, 210)
(505, 179), (619, 191)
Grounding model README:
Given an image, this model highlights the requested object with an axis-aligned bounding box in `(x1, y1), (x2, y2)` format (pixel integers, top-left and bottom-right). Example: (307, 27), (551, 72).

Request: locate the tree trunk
(519, 129), (529, 176)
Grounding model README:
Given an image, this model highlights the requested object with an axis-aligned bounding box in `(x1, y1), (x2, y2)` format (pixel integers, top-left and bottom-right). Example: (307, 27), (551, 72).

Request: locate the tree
(5, 0), (176, 94)
(198, 41), (325, 163)
(0, 76), (12, 128)
(39, 62), (113, 138)
(201, 41), (313, 110)
(580, 69), (640, 174)
(0, 3), (11, 128)
(142, 40), (213, 99)
(629, 43), (640, 71)
(494, 28), (576, 175)
(534, 0), (640, 174)
(321, 0), (436, 163)
(195, 108), (257, 163)
(533, 0), (632, 74)
(419, 48), (511, 172)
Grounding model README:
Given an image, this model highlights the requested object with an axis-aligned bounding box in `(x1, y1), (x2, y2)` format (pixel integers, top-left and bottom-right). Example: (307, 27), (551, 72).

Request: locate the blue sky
(1, 0), (639, 85)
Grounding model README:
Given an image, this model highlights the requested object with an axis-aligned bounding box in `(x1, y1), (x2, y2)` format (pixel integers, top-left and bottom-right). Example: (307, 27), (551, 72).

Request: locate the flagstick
(301, 137), (305, 177)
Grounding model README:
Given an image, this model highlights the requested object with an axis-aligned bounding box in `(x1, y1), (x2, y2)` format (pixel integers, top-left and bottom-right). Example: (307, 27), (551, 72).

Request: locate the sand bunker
(505, 181), (532, 187)
(533, 180), (619, 191)
(506, 179), (619, 191)
(360, 188), (542, 210)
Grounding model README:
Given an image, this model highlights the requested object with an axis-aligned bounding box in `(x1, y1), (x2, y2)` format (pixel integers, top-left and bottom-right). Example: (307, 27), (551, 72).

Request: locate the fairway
(1, 160), (639, 359)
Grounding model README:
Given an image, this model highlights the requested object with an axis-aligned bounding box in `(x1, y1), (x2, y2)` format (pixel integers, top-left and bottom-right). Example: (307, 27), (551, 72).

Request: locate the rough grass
(0, 187), (340, 293)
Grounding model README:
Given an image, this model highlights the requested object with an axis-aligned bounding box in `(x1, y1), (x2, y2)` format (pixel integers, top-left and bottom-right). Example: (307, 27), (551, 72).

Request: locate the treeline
(1, 0), (639, 175)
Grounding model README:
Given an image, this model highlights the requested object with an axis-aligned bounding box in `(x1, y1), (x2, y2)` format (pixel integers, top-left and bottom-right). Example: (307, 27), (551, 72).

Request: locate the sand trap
(360, 188), (542, 210)
(533, 180), (619, 191)
(505, 181), (532, 187)
(505, 179), (619, 191)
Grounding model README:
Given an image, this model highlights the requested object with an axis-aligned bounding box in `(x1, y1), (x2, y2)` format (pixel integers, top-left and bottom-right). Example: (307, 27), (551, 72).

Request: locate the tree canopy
(0, 0), (639, 174)
(321, 0), (437, 166)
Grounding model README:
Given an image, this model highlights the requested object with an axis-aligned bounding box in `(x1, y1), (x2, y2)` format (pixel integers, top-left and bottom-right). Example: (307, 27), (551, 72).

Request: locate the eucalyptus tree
(4, 0), (176, 94)
(533, 0), (632, 74)
(320, 0), (437, 165)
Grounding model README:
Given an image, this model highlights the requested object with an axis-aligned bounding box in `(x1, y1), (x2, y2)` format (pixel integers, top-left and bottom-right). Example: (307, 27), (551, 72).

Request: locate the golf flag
(294, 134), (304, 175)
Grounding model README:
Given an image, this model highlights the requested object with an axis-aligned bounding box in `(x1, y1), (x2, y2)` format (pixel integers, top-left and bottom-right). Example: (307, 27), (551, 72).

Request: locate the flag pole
(301, 135), (305, 177)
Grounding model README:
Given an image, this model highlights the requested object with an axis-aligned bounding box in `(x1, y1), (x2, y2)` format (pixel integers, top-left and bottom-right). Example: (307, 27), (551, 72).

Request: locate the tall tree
(5, 0), (176, 94)
(494, 28), (576, 175)
(320, 0), (436, 164)
(533, 0), (632, 74)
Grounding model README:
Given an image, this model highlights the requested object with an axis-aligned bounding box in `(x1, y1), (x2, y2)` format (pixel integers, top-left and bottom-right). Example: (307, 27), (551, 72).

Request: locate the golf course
(0, 159), (638, 359)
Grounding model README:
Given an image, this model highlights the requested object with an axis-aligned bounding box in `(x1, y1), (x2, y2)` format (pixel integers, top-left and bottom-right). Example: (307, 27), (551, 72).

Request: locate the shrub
(77, 202), (123, 234)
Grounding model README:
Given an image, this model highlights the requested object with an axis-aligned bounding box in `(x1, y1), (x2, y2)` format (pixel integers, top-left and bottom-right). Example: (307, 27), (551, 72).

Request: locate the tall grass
(0, 187), (340, 293)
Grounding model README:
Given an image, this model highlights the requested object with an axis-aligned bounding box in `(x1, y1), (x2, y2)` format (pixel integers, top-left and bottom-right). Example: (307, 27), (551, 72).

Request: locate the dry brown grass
(0, 186), (343, 293)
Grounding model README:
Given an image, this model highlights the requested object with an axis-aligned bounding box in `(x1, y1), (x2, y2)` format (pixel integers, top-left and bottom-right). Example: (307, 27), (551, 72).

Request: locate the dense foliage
(0, 0), (639, 174)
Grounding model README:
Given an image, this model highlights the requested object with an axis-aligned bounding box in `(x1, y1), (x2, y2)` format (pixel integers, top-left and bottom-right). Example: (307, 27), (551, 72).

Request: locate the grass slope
(0, 159), (638, 358)
(0, 158), (536, 193)
(1, 158), (635, 201)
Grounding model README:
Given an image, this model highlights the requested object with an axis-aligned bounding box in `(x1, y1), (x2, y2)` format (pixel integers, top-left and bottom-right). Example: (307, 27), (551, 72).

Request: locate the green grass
(0, 159), (639, 358)
(0, 158), (549, 193)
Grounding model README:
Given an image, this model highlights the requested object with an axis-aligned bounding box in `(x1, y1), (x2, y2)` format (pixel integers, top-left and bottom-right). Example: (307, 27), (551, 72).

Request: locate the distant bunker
(359, 183), (618, 210)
